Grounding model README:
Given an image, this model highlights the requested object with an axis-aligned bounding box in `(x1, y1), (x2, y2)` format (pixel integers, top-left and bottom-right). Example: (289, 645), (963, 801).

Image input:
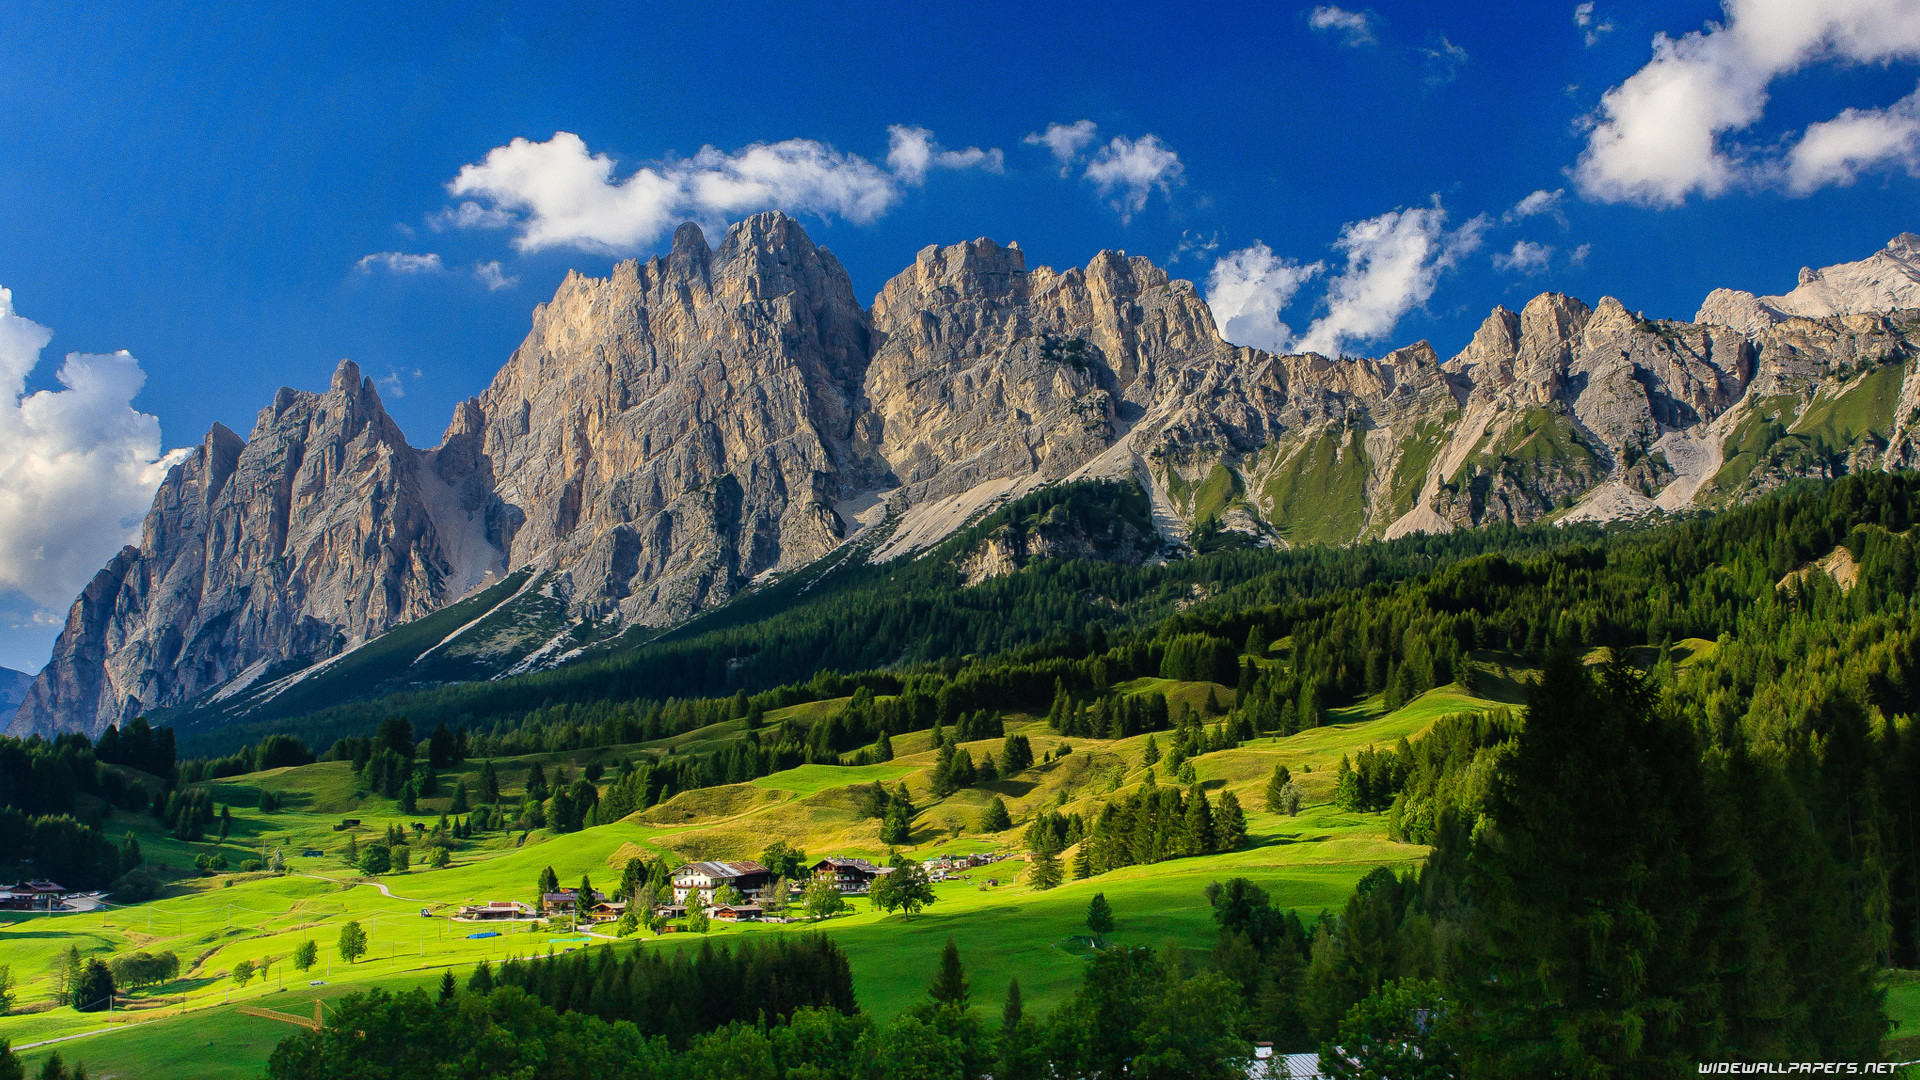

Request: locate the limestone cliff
(13, 218), (1920, 735)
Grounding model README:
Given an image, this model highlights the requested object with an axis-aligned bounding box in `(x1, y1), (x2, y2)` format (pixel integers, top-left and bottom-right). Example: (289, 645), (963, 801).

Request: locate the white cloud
(1024, 120), (1100, 176)
(884, 125), (1004, 184)
(445, 128), (996, 254)
(1295, 200), (1484, 357)
(1575, 0), (1920, 206)
(473, 260), (519, 291)
(1574, 2), (1614, 46)
(428, 201), (516, 231)
(1206, 244), (1326, 352)
(1168, 229), (1221, 265)
(1507, 188), (1565, 220)
(1570, 242), (1593, 266)
(356, 251), (444, 275)
(0, 288), (187, 630)
(1309, 6), (1377, 47)
(1782, 82), (1920, 194)
(1494, 239), (1556, 274)
(377, 370), (405, 399)
(1423, 36), (1469, 85)
(1207, 200), (1484, 357)
(1083, 135), (1185, 224)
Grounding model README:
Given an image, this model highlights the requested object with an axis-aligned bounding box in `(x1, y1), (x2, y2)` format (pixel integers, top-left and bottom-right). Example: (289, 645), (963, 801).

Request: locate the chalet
(670, 861), (772, 905)
(588, 900), (628, 922)
(540, 888), (606, 914)
(0, 881), (69, 911)
(810, 857), (883, 894)
(457, 900), (533, 921)
(712, 904), (763, 923)
(332, 819), (361, 831)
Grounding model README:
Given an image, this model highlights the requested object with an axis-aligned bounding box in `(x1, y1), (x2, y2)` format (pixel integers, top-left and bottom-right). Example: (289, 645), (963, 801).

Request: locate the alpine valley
(13, 216), (1920, 739)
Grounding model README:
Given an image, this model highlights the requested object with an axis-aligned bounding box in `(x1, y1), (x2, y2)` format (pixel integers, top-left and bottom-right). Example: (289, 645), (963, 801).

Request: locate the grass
(1262, 428), (1372, 547)
(1794, 361), (1904, 450)
(2, 680), (1513, 1077)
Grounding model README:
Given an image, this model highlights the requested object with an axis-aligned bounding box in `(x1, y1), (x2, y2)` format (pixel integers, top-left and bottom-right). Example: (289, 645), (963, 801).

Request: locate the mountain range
(11, 216), (1920, 737)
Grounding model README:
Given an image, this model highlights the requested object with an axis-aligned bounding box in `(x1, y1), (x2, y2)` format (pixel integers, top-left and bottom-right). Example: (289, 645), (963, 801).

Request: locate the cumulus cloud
(1782, 82), (1920, 194)
(1084, 135), (1185, 224)
(356, 251), (444, 275)
(0, 288), (187, 633)
(1296, 201), (1485, 357)
(1206, 243), (1327, 353)
(1494, 240), (1556, 274)
(1309, 6), (1377, 47)
(1575, 0), (1920, 206)
(1206, 200), (1485, 358)
(1574, 2), (1614, 46)
(1023, 120), (1099, 175)
(444, 128), (1000, 254)
(473, 260), (519, 291)
(885, 125), (1004, 183)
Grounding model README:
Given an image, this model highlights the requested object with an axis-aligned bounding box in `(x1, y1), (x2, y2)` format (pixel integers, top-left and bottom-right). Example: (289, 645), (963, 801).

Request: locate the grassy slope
(4, 682), (1506, 1077)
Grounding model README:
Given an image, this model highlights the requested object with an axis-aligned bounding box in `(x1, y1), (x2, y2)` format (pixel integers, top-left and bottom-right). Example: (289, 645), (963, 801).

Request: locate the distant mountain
(0, 666), (30, 727)
(12, 219), (1920, 737)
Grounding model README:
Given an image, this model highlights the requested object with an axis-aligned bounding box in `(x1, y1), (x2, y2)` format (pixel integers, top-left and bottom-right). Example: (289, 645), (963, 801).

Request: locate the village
(454, 852), (1010, 928)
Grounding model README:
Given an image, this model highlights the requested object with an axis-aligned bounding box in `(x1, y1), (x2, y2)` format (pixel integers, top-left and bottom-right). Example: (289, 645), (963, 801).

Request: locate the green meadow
(2, 680), (1497, 1078)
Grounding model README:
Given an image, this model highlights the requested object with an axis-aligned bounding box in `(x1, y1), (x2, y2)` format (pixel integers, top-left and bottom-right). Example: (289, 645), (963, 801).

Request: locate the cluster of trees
(262, 931), (1255, 1080)
(0, 725), (164, 888)
(107, 950), (180, 991)
(1074, 778), (1247, 877)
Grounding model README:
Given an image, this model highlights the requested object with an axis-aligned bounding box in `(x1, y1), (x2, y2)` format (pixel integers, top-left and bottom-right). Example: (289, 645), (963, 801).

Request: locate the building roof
(811, 857), (879, 872)
(672, 861), (770, 881)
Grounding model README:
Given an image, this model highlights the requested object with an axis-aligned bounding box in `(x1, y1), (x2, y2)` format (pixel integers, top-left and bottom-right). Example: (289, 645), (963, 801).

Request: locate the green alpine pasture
(2, 679), (1485, 1077)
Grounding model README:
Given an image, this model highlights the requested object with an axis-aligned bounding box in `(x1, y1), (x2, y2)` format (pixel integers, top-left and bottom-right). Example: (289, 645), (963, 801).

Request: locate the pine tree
(1085, 892), (1116, 944)
(479, 760), (500, 804)
(1216, 791), (1248, 850)
(1264, 763), (1292, 813)
(438, 969), (458, 1002)
(1072, 842), (1092, 880)
(1142, 734), (1162, 767)
(928, 936), (969, 1008)
(982, 796), (1013, 832)
(536, 865), (559, 910)
(450, 780), (469, 814)
(468, 959), (494, 995)
(1027, 848), (1063, 891)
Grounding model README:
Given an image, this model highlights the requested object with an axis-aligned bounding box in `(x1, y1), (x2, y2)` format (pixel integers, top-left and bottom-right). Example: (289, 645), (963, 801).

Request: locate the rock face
(13, 216), (1920, 735)
(0, 666), (28, 728)
(12, 362), (504, 736)
(1697, 233), (1920, 334)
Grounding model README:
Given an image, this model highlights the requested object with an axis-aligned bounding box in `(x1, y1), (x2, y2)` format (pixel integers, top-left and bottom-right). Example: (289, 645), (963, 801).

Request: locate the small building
(333, 819), (361, 831)
(299, 849), (324, 858)
(713, 904), (764, 923)
(810, 857), (882, 894)
(457, 900), (533, 921)
(670, 861), (773, 905)
(540, 888), (606, 914)
(1, 881), (69, 911)
(588, 900), (628, 922)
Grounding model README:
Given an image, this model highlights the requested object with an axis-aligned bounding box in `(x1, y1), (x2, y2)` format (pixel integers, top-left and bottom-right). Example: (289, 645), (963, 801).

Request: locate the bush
(238, 859), (265, 873)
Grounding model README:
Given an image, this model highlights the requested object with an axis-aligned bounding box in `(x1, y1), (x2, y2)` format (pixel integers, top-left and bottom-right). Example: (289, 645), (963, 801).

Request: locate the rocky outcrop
(14, 217), (1920, 735)
(1697, 233), (1920, 334)
(12, 362), (504, 736)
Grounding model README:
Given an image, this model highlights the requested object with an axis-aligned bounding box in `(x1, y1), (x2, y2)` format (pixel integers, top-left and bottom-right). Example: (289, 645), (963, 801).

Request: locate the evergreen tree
(449, 780), (469, 814)
(1085, 892), (1115, 944)
(467, 959), (494, 995)
(999, 977), (1041, 1080)
(71, 960), (113, 1011)
(1027, 848), (1063, 891)
(437, 969), (457, 1002)
(982, 796), (1013, 833)
(536, 865), (559, 910)
(1264, 763), (1292, 812)
(1141, 734), (1161, 767)
(928, 936), (969, 1008)
(1072, 842), (1092, 880)
(479, 760), (500, 804)
(1216, 791), (1248, 850)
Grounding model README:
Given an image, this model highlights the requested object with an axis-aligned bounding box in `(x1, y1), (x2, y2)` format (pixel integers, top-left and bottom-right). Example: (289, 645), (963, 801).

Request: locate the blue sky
(0, 0), (1917, 671)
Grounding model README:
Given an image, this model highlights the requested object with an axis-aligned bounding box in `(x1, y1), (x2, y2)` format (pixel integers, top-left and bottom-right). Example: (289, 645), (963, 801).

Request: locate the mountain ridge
(12, 218), (1920, 736)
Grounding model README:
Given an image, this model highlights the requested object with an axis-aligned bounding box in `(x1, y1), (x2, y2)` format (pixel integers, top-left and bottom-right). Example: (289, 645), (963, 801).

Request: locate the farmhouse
(457, 900), (533, 921)
(588, 900), (628, 922)
(540, 888), (606, 914)
(810, 857), (884, 894)
(712, 904), (764, 922)
(670, 861), (772, 905)
(0, 881), (70, 911)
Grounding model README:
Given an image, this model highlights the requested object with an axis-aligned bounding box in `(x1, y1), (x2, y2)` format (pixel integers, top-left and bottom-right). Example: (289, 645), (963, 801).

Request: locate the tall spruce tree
(929, 936), (969, 1008)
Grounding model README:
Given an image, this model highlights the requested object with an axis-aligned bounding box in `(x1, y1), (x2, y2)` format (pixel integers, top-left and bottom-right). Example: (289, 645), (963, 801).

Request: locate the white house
(670, 861), (772, 905)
